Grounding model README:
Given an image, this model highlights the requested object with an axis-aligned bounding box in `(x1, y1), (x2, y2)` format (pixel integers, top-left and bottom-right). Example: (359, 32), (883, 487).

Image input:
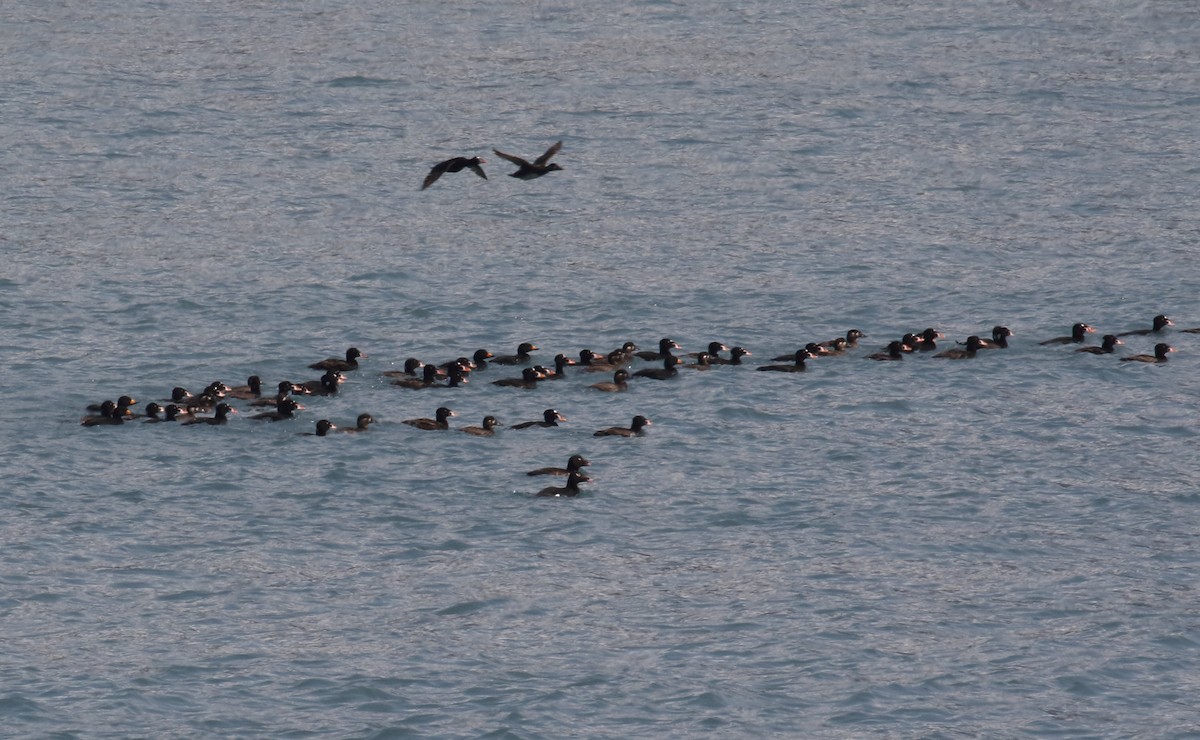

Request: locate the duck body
(462, 416), (500, 436)
(225, 376), (263, 400)
(341, 413), (375, 433)
(1116, 314), (1173, 337)
(381, 358), (425, 379)
(632, 355), (681, 380)
(866, 341), (906, 361)
(758, 349), (810, 372)
(492, 342), (538, 366)
(934, 335), (984, 359)
(589, 369), (630, 392)
(492, 367), (542, 389)
(635, 338), (681, 362)
(1040, 323), (1095, 345)
(493, 141), (563, 180)
(1120, 343), (1174, 363)
(403, 407), (455, 430)
(527, 454), (590, 477)
(421, 156), (488, 190)
(1077, 335), (1122, 354)
(511, 409), (566, 430)
(978, 326), (1013, 349)
(309, 347), (365, 372)
(393, 364), (443, 389)
(301, 419), (336, 436)
(821, 329), (866, 348)
(708, 346), (751, 365)
(594, 415), (651, 437)
(536, 471), (590, 498)
(182, 402), (237, 425)
(248, 398), (299, 421)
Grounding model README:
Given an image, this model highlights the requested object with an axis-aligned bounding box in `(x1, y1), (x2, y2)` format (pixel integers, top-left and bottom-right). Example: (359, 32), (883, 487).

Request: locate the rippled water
(4, 0), (1200, 736)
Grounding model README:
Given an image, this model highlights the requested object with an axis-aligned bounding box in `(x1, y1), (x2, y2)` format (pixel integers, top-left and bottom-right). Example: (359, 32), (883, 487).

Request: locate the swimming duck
(1077, 335), (1122, 354)
(182, 402), (237, 425)
(594, 415), (651, 437)
(708, 346), (752, 365)
(340, 413), (375, 433)
(248, 398), (299, 421)
(632, 355), (681, 380)
(1120, 343), (1174, 363)
(492, 342), (539, 366)
(589, 369), (630, 391)
(758, 349), (811, 372)
(461, 416), (501, 436)
(403, 406), (455, 430)
(635, 338), (681, 362)
(511, 409), (566, 429)
(492, 367), (542, 389)
(934, 336), (984, 359)
(1040, 323), (1094, 345)
(527, 454), (591, 477)
(309, 347), (366, 372)
(1116, 314), (1173, 337)
(866, 341), (906, 361)
(535, 471), (590, 498)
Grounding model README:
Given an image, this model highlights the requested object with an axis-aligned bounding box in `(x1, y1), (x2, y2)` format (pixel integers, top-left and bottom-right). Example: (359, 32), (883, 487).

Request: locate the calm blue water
(4, 0), (1200, 736)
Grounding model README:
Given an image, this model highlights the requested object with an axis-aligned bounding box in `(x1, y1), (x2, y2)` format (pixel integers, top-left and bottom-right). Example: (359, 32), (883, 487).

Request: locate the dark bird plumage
(511, 409), (566, 430)
(403, 406), (455, 430)
(536, 471), (590, 498)
(309, 347), (366, 372)
(594, 415), (652, 437)
(493, 141), (563, 180)
(421, 156), (488, 190)
(527, 454), (591, 477)
(1120, 343), (1174, 363)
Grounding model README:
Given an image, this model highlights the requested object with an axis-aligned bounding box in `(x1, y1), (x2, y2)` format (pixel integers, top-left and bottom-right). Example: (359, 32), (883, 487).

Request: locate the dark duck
(491, 342), (539, 366)
(1077, 335), (1122, 354)
(461, 416), (501, 436)
(758, 349), (811, 372)
(510, 409), (566, 429)
(1116, 314), (1173, 337)
(594, 415), (652, 437)
(493, 140), (563, 180)
(309, 347), (366, 372)
(708, 346), (752, 365)
(934, 335), (985, 359)
(527, 454), (591, 477)
(866, 341), (906, 361)
(340, 413), (376, 433)
(403, 406), (455, 430)
(1040, 323), (1094, 345)
(635, 338), (681, 362)
(535, 471), (590, 498)
(421, 156), (487, 190)
(632, 355), (681, 380)
(1120, 343), (1174, 363)
(589, 369), (630, 391)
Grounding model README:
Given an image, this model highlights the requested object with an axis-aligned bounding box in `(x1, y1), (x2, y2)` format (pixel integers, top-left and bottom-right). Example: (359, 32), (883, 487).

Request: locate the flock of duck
(420, 141), (564, 190)
(80, 313), (1187, 497)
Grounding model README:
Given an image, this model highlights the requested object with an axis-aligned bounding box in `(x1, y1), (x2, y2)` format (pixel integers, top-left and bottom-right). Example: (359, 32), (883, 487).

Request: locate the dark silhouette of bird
(492, 141), (563, 180)
(421, 156), (488, 190)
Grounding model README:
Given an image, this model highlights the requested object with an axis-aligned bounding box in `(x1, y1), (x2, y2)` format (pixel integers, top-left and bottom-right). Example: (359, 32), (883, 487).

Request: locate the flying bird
(492, 141), (563, 180)
(421, 156), (488, 190)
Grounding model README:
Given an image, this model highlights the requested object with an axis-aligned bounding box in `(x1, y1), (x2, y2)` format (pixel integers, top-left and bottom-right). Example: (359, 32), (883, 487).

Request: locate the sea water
(3, 0), (1200, 736)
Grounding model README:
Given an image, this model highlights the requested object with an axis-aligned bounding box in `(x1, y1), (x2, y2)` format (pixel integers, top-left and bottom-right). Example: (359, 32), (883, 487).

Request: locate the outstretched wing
(534, 140), (563, 167)
(421, 159), (452, 190)
(467, 161), (488, 180)
(492, 149), (531, 167)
